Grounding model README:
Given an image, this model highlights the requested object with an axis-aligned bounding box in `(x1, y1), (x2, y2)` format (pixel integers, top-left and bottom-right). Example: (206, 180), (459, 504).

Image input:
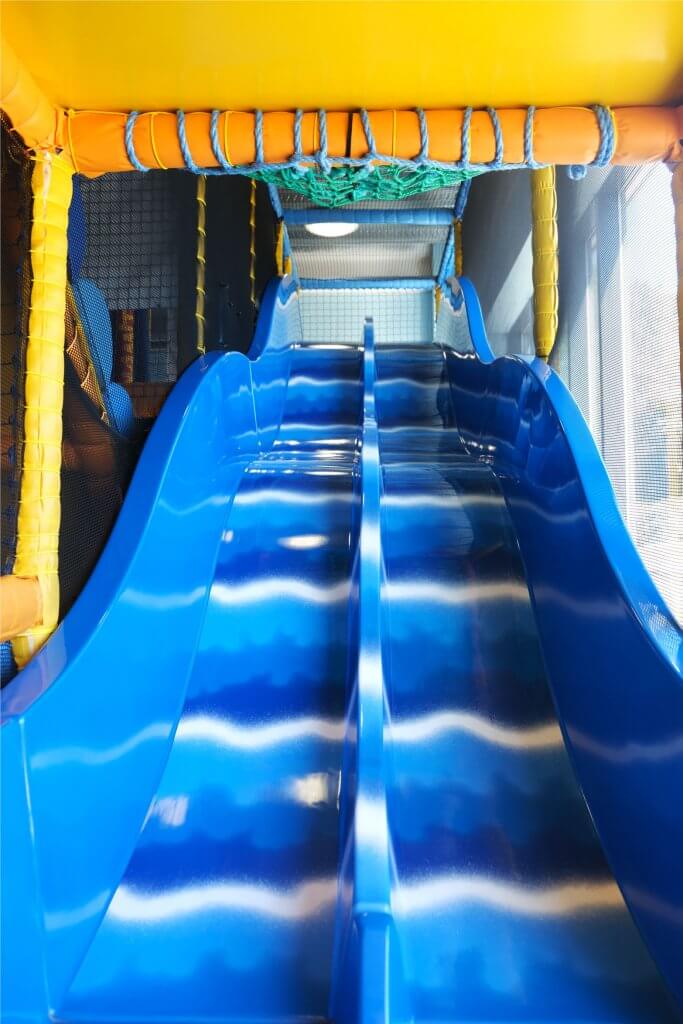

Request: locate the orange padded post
(114, 310), (135, 386)
(61, 107), (683, 177)
(0, 575), (42, 642)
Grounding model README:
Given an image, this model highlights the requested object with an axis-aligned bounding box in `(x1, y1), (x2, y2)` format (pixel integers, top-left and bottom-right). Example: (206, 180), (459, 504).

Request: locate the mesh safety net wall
(77, 170), (197, 380)
(290, 223), (449, 279)
(300, 288), (434, 344)
(77, 172), (276, 370)
(282, 183), (462, 280)
(462, 169), (535, 355)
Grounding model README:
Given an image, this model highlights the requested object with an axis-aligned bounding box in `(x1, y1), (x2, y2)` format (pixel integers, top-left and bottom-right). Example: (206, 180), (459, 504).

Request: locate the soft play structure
(1, 3), (683, 1023)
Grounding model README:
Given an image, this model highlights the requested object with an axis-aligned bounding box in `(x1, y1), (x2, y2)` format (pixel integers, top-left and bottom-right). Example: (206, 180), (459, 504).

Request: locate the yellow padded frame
(531, 165), (559, 360)
(195, 174), (207, 355)
(12, 152), (73, 668)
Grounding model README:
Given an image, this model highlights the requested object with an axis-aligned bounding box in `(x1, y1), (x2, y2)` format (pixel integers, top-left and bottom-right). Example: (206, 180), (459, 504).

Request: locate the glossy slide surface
(62, 340), (364, 1022)
(376, 340), (679, 1021)
(2, 278), (682, 1024)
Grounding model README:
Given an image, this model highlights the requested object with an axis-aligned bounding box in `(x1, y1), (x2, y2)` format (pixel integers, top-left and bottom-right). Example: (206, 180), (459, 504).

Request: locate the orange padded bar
(0, 574), (42, 642)
(0, 37), (63, 151)
(65, 107), (683, 176)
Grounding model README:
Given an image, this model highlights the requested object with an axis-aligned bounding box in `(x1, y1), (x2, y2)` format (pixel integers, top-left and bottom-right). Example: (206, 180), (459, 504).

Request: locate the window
(553, 164), (682, 624)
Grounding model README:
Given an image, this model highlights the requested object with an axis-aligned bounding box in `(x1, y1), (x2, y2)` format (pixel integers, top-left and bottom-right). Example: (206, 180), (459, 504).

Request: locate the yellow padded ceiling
(2, 0), (682, 112)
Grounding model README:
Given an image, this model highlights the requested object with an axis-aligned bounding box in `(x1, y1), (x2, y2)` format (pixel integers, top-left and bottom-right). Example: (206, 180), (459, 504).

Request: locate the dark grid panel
(280, 185), (460, 211)
(78, 170), (196, 381)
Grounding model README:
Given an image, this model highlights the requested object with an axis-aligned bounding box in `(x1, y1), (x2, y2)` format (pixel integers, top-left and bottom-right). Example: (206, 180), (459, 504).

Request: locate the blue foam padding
(72, 278), (135, 437)
(67, 178), (87, 281)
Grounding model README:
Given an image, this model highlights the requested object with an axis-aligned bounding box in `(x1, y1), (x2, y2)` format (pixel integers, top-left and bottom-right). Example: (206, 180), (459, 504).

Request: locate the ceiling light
(305, 222), (359, 238)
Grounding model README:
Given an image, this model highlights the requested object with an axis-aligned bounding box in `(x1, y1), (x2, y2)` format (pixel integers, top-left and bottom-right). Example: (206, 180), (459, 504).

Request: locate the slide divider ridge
(330, 319), (411, 1024)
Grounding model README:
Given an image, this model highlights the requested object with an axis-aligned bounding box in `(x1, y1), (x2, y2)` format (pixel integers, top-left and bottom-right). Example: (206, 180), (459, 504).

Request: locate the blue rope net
(124, 106), (616, 208)
(126, 108), (494, 207)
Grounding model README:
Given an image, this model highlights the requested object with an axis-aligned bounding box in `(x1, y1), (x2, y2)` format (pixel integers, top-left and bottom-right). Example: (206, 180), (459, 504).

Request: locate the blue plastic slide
(2, 277), (682, 1023)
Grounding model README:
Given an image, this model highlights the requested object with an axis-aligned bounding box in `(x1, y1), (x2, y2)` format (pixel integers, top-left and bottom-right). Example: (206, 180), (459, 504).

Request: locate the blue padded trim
(267, 184), (284, 219)
(436, 228), (455, 287)
(108, 382), (137, 436)
(67, 178), (87, 280)
(73, 279), (114, 382)
(0, 641), (17, 686)
(284, 209), (454, 225)
(299, 278), (435, 290)
(453, 178), (472, 221)
(72, 278), (136, 437)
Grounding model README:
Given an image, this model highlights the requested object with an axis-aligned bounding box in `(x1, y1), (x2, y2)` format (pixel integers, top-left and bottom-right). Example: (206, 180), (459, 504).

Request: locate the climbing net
(251, 163), (479, 209)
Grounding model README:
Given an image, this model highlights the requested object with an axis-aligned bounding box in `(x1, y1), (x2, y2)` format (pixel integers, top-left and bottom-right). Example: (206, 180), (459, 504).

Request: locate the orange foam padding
(114, 310), (135, 385)
(64, 107), (683, 177)
(0, 574), (42, 642)
(125, 382), (173, 420)
(0, 37), (64, 151)
(62, 439), (117, 476)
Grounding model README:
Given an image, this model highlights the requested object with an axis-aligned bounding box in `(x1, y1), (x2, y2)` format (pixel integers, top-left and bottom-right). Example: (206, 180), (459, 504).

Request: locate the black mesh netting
(1, 159), (277, 683)
(77, 170), (197, 378)
(1, 124), (32, 683)
(57, 173), (155, 618)
(59, 353), (138, 617)
(1, 125), (31, 577)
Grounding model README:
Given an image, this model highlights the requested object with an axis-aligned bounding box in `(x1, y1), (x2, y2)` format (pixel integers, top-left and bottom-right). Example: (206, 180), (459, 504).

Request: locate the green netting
(251, 163), (481, 209)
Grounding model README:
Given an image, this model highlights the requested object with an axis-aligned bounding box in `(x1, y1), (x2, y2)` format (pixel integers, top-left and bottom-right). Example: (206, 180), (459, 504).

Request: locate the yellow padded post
(531, 165), (559, 360)
(249, 177), (257, 310)
(673, 163), (683, 406)
(12, 152), (73, 668)
(275, 220), (285, 277)
(113, 309), (135, 387)
(454, 220), (464, 278)
(195, 173), (207, 354)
